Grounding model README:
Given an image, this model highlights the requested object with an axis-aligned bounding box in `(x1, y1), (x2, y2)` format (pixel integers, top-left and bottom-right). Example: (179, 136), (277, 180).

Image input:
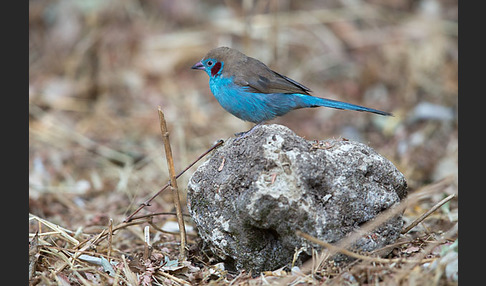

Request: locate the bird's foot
(234, 123), (262, 141)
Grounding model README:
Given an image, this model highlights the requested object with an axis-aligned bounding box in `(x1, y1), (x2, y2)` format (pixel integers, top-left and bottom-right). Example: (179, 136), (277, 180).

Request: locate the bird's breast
(208, 76), (279, 123)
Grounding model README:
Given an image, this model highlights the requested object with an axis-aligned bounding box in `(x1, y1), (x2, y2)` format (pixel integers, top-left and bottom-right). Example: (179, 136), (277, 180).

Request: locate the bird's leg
(234, 123), (263, 140)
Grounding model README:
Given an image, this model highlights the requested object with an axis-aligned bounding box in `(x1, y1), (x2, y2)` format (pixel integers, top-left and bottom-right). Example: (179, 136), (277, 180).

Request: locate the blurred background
(29, 0), (457, 246)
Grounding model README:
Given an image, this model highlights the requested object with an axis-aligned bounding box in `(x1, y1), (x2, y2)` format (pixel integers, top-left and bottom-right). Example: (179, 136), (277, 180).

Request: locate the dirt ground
(29, 0), (457, 285)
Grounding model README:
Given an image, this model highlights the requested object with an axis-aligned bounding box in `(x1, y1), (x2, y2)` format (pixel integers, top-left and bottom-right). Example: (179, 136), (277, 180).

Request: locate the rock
(187, 124), (407, 274)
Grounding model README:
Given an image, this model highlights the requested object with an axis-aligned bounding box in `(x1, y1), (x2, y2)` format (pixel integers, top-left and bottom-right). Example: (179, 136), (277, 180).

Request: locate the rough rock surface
(187, 124), (407, 273)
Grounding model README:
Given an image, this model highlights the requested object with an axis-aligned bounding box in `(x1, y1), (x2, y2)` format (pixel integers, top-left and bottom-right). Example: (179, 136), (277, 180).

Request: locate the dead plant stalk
(158, 107), (187, 260)
(401, 193), (456, 234)
(123, 140), (223, 223)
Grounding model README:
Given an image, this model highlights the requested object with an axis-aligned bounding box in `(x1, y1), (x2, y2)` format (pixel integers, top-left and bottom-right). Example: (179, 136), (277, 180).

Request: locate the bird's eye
(207, 61), (213, 66)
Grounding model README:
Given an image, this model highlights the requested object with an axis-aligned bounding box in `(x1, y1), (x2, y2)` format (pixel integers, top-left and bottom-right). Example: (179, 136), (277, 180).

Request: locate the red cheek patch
(211, 62), (222, 76)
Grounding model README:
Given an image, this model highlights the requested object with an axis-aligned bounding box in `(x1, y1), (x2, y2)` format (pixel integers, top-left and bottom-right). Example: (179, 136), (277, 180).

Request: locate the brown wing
(231, 57), (312, 95)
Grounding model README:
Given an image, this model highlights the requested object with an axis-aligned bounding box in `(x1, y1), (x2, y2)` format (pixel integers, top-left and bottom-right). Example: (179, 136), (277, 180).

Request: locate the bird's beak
(191, 61), (205, 70)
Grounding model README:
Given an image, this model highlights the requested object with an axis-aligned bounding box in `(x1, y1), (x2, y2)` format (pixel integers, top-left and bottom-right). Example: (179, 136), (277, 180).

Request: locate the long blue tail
(297, 94), (392, 116)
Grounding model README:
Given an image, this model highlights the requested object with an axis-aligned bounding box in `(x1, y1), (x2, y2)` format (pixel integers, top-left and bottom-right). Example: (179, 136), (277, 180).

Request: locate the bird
(191, 47), (391, 134)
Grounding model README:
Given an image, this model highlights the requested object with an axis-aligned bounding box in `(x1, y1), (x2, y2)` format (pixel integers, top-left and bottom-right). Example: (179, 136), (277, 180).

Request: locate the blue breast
(209, 76), (307, 123)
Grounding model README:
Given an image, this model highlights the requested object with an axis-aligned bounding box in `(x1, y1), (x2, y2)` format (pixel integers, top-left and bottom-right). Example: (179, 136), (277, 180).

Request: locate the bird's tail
(296, 94), (392, 116)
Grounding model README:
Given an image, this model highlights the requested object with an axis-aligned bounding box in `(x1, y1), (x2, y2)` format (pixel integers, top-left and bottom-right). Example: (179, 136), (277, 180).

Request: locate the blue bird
(192, 47), (391, 133)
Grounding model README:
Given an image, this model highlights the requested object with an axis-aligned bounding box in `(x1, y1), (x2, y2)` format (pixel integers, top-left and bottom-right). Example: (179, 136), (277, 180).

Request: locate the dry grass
(29, 0), (457, 285)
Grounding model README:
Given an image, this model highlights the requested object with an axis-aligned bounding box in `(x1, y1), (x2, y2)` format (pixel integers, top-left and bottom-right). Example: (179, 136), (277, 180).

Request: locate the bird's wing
(232, 58), (312, 95)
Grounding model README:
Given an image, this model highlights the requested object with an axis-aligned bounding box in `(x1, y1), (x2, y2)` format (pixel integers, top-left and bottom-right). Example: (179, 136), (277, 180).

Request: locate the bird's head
(191, 57), (223, 78)
(191, 47), (244, 78)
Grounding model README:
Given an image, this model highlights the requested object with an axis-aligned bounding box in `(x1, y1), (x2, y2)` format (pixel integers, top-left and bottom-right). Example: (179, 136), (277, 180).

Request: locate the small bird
(192, 47), (391, 132)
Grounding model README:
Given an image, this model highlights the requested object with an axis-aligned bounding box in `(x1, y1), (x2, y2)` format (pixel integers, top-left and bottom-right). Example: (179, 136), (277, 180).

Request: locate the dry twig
(158, 106), (187, 260)
(123, 139), (224, 223)
(401, 193), (456, 234)
(296, 231), (436, 264)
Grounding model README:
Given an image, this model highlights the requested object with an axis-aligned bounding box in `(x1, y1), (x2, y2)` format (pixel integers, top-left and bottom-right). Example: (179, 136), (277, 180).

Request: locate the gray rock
(187, 124), (407, 273)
